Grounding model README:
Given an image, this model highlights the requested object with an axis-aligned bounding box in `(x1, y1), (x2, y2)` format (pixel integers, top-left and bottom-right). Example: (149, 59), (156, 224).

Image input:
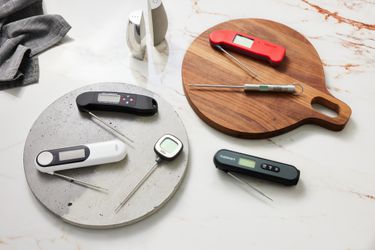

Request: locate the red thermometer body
(209, 30), (286, 65)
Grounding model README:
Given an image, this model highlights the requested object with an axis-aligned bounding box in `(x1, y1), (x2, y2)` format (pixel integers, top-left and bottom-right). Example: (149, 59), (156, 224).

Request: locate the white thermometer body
(36, 140), (127, 173)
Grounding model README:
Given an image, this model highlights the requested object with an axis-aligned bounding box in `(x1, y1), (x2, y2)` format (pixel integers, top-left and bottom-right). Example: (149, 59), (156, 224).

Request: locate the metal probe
(227, 172), (273, 202)
(52, 172), (108, 192)
(83, 109), (134, 145)
(115, 157), (161, 213)
(189, 83), (302, 94)
(216, 45), (266, 82)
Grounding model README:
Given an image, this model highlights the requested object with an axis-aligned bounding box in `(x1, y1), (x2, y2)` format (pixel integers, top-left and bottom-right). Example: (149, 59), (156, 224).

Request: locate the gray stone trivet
(23, 82), (189, 228)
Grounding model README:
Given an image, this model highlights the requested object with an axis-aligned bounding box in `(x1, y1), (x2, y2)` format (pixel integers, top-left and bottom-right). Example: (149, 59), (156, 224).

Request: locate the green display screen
(233, 35), (254, 48)
(238, 158), (256, 169)
(160, 138), (178, 154)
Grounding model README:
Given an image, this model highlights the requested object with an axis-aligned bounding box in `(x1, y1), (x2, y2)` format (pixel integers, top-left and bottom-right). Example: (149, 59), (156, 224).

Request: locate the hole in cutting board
(311, 98), (338, 118)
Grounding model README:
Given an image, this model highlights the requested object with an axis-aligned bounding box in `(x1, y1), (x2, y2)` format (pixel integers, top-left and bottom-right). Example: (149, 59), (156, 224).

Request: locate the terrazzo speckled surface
(23, 82), (189, 228)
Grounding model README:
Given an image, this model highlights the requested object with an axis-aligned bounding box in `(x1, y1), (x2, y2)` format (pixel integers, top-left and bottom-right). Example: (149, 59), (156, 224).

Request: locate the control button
(37, 151), (54, 166)
(126, 101), (129, 104)
(261, 163), (280, 172)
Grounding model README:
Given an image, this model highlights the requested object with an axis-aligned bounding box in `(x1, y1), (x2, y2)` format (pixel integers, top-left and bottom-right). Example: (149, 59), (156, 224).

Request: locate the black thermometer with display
(214, 149), (300, 185)
(115, 134), (183, 213)
(76, 91), (158, 145)
(214, 149), (300, 201)
(76, 91), (158, 116)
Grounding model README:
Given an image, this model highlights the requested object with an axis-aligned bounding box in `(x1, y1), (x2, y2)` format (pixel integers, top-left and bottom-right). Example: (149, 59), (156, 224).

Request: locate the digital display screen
(233, 35), (254, 48)
(160, 138), (178, 154)
(238, 158), (256, 169)
(98, 93), (121, 104)
(59, 149), (85, 161)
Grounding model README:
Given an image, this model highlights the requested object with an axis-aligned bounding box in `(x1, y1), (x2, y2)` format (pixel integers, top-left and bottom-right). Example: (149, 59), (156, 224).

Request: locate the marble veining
(0, 0), (374, 249)
(302, 0), (375, 30)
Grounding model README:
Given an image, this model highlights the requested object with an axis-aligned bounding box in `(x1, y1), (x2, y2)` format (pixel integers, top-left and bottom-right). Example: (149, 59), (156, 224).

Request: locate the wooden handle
(304, 88), (352, 131)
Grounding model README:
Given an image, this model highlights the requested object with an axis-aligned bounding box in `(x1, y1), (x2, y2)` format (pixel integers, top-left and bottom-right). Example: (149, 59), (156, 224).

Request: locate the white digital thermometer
(36, 140), (127, 173)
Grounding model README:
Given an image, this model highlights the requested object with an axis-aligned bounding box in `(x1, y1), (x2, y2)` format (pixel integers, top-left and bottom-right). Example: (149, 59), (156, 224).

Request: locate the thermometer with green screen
(214, 149), (300, 186)
(115, 134), (183, 213)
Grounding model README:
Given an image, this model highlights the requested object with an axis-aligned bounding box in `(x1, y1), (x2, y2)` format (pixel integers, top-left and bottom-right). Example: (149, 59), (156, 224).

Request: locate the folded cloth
(0, 0), (71, 90)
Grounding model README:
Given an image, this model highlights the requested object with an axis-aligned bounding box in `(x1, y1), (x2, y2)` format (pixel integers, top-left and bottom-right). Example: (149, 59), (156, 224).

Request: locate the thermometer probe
(115, 134), (183, 213)
(76, 91), (158, 145)
(215, 44), (266, 82)
(189, 83), (302, 94)
(49, 172), (108, 192)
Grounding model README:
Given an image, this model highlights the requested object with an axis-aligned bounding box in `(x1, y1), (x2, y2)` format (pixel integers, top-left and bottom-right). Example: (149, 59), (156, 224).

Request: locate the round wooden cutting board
(182, 18), (351, 138)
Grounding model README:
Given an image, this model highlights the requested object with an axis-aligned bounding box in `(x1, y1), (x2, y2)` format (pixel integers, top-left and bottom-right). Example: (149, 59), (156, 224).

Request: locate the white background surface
(1, 0), (375, 249)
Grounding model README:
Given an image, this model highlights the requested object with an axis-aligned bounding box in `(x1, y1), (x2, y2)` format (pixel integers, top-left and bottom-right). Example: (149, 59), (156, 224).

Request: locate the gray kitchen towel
(0, 0), (71, 90)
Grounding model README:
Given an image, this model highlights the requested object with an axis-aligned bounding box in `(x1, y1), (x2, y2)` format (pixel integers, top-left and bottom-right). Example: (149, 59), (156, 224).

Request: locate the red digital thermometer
(209, 30), (286, 65)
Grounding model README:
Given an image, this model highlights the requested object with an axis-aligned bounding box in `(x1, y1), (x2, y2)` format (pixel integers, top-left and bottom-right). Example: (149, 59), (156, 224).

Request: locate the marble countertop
(0, 0), (374, 249)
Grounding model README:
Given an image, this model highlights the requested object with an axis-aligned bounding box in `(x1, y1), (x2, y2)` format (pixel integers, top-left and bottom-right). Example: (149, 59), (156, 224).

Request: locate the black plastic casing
(76, 91), (158, 116)
(36, 145), (90, 167)
(154, 135), (183, 161)
(214, 149), (300, 186)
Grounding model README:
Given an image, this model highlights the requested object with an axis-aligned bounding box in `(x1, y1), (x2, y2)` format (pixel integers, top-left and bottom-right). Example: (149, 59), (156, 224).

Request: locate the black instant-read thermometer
(76, 91), (158, 145)
(214, 149), (300, 185)
(214, 149), (300, 201)
(76, 91), (158, 116)
(115, 134), (183, 213)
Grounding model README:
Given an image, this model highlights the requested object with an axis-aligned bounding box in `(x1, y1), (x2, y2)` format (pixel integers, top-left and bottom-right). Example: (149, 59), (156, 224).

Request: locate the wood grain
(182, 18), (352, 138)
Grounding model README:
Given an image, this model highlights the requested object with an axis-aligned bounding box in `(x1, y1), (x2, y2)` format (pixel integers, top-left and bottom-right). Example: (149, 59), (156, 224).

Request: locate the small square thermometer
(154, 134), (183, 160)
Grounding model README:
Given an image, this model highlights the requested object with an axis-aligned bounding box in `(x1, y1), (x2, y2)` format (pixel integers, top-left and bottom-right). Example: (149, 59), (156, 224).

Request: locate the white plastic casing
(35, 140), (127, 173)
(148, 0), (162, 9)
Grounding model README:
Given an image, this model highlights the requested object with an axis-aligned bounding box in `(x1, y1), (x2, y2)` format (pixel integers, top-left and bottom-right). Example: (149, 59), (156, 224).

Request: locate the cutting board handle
(309, 94), (352, 131)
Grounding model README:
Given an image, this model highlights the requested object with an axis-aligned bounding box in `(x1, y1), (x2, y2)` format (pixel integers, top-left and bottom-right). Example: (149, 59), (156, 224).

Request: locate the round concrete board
(23, 82), (189, 228)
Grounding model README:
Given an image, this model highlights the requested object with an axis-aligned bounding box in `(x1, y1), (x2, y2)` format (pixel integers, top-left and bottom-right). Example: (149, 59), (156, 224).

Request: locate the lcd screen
(238, 158), (256, 169)
(160, 138), (178, 154)
(233, 35), (254, 48)
(59, 149), (85, 161)
(98, 93), (121, 104)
